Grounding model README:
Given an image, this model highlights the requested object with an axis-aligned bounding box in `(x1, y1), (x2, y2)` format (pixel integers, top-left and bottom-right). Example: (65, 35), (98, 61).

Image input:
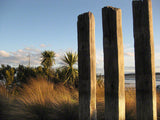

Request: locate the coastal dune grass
(157, 90), (160, 120)
(16, 78), (79, 120)
(96, 86), (136, 120)
(96, 86), (160, 120)
(125, 87), (136, 120)
(0, 84), (10, 120)
(0, 78), (160, 120)
(0, 78), (79, 120)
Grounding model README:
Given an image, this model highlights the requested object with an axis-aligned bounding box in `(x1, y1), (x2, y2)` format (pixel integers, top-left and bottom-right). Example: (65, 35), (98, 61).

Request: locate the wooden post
(78, 12), (97, 120)
(132, 0), (157, 119)
(102, 6), (125, 120)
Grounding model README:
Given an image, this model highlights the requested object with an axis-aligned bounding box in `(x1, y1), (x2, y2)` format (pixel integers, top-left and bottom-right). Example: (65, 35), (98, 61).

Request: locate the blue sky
(0, 0), (160, 74)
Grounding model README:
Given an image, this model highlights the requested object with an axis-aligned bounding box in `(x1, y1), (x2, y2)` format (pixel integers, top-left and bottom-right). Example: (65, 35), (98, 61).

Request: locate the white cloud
(40, 44), (47, 48)
(54, 50), (68, 67)
(96, 50), (104, 74)
(0, 48), (68, 68)
(3, 46), (160, 74)
(18, 49), (23, 53)
(155, 52), (160, 72)
(96, 50), (103, 65)
(0, 47), (41, 66)
(0, 50), (10, 57)
(124, 52), (134, 57)
(24, 47), (40, 53)
(124, 44), (134, 57)
(55, 53), (60, 57)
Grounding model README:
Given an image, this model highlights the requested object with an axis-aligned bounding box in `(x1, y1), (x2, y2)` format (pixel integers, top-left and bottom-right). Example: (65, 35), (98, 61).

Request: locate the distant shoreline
(125, 72), (160, 76)
(97, 72), (160, 77)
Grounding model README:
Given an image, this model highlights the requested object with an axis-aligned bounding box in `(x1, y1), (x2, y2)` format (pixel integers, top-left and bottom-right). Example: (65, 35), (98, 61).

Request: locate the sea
(125, 74), (160, 87)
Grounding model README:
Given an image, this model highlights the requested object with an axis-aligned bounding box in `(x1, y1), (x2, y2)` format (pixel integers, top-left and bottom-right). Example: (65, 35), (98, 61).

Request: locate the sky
(0, 0), (160, 74)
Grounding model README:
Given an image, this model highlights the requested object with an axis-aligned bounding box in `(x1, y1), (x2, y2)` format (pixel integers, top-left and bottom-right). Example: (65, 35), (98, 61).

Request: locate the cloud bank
(1, 45), (160, 74)
(0, 47), (41, 66)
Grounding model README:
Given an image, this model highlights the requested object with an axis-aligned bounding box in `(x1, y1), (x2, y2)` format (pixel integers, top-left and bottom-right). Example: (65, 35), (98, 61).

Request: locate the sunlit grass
(16, 77), (79, 120)
(0, 78), (79, 120)
(0, 79), (160, 120)
(96, 86), (160, 120)
(96, 86), (105, 120)
(0, 83), (9, 97)
(96, 86), (136, 120)
(157, 91), (160, 120)
(0, 83), (10, 120)
(125, 87), (136, 120)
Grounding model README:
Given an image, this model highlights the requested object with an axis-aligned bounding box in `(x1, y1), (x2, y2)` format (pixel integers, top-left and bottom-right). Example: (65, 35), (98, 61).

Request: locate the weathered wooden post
(102, 7), (125, 120)
(78, 12), (97, 120)
(132, 0), (157, 120)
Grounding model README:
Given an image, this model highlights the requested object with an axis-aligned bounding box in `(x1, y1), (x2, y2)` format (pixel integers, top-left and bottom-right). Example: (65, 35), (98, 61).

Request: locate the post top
(78, 12), (94, 20)
(102, 6), (120, 11)
(78, 11), (93, 16)
(132, 0), (151, 2)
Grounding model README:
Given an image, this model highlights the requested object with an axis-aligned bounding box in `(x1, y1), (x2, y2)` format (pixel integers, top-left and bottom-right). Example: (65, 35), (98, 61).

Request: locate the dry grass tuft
(0, 79), (160, 120)
(125, 87), (136, 120)
(96, 86), (160, 120)
(96, 86), (105, 120)
(0, 84), (10, 120)
(0, 96), (10, 120)
(96, 86), (136, 120)
(157, 91), (160, 120)
(13, 77), (79, 120)
(0, 83), (9, 97)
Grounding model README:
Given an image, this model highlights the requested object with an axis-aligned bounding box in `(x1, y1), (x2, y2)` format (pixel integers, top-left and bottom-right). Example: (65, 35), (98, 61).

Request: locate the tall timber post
(78, 12), (97, 120)
(132, 0), (157, 119)
(102, 7), (125, 120)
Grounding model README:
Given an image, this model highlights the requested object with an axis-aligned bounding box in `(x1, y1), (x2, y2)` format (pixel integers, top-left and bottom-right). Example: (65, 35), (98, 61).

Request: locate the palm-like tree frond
(61, 51), (78, 87)
(41, 51), (56, 69)
(62, 52), (78, 67)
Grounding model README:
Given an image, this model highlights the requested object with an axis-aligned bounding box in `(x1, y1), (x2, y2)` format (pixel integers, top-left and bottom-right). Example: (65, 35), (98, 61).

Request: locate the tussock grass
(14, 77), (79, 120)
(0, 95), (9, 120)
(157, 91), (160, 120)
(125, 87), (136, 120)
(0, 79), (160, 120)
(0, 84), (9, 97)
(96, 86), (105, 120)
(0, 78), (79, 120)
(0, 84), (10, 120)
(96, 86), (160, 120)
